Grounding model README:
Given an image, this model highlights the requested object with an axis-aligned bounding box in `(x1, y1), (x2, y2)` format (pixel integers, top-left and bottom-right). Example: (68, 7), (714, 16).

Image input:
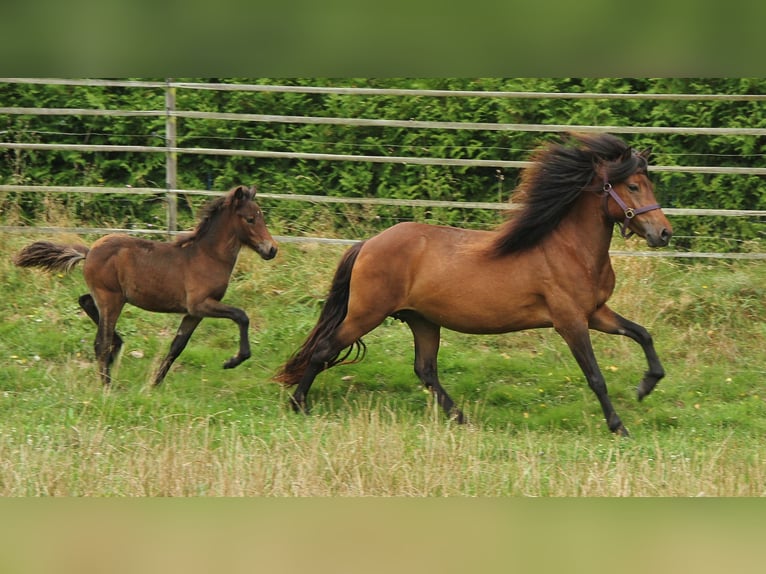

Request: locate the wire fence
(1, 78), (765, 259)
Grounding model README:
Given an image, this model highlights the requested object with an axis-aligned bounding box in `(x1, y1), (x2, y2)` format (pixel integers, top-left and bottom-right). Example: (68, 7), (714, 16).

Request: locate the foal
(15, 185), (278, 386)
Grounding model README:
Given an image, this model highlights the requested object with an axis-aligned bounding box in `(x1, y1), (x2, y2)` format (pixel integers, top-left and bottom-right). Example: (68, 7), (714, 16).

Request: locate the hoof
(223, 353), (249, 369)
(450, 409), (466, 425)
(637, 373), (663, 401)
(613, 424), (630, 438)
(289, 395), (308, 415)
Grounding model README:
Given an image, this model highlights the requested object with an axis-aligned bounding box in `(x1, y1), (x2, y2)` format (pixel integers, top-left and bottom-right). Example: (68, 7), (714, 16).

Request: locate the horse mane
(176, 186), (253, 247)
(489, 133), (649, 256)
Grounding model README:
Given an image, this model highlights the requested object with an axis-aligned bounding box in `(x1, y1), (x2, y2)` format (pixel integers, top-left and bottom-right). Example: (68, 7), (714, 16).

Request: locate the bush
(2, 78), (764, 250)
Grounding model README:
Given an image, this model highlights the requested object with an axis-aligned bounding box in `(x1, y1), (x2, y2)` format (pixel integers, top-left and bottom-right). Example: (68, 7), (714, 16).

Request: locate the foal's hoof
(450, 409), (466, 425)
(613, 424), (631, 438)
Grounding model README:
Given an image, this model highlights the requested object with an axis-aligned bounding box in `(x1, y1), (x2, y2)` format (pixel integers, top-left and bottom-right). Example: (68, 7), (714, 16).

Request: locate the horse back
(83, 234), (197, 313)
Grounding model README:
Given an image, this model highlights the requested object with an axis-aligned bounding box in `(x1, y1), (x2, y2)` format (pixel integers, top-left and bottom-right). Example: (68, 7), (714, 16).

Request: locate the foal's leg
(89, 292), (125, 387)
(556, 321), (628, 436)
(78, 294), (123, 366)
(188, 299), (251, 370)
(589, 304), (665, 401)
(153, 314), (203, 386)
(403, 312), (464, 423)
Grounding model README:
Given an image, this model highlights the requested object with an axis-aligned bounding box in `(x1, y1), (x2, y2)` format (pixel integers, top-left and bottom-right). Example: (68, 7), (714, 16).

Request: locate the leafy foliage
(2, 78), (764, 249)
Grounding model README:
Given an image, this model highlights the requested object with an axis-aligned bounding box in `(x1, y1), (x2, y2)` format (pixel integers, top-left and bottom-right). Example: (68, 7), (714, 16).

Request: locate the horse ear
(639, 147), (652, 160)
(232, 185), (250, 202)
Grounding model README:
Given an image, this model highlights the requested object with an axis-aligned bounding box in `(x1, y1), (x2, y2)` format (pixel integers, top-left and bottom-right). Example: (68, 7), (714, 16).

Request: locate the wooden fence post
(165, 79), (178, 235)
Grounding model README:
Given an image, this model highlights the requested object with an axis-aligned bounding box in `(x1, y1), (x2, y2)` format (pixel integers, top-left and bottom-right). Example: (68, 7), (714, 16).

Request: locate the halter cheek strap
(602, 181), (661, 239)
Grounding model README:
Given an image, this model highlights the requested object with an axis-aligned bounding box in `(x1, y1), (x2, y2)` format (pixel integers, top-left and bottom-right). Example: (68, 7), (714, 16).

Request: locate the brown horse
(15, 185), (278, 387)
(276, 133), (673, 436)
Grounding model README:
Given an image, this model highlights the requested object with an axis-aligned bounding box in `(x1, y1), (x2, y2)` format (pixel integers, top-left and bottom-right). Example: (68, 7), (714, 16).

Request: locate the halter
(602, 178), (661, 239)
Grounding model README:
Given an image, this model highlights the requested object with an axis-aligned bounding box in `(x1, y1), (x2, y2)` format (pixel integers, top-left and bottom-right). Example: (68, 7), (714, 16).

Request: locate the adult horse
(276, 133), (673, 435)
(15, 185), (278, 387)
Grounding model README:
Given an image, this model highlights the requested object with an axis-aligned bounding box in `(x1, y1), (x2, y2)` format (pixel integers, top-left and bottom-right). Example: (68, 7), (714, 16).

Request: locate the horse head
(229, 185), (278, 260)
(600, 148), (673, 247)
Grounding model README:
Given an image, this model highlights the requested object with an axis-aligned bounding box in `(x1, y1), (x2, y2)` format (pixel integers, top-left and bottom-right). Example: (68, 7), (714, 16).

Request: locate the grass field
(1, 232), (765, 496)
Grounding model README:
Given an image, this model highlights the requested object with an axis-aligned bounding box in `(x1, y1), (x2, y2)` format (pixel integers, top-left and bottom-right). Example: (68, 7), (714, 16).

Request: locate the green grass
(1, 233), (765, 495)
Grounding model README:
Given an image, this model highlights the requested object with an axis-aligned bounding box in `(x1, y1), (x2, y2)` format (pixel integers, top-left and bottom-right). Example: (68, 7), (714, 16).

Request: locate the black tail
(275, 241), (366, 387)
(14, 241), (89, 273)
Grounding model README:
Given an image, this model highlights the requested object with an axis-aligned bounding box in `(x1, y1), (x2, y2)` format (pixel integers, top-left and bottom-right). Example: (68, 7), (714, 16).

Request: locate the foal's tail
(14, 241), (89, 273)
(275, 241), (367, 387)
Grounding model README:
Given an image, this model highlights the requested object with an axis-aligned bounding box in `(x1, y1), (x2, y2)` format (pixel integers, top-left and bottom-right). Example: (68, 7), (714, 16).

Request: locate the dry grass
(2, 400), (763, 497)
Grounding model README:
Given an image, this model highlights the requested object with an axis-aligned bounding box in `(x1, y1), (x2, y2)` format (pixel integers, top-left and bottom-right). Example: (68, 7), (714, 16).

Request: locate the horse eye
(628, 183), (639, 192)
(245, 216), (256, 224)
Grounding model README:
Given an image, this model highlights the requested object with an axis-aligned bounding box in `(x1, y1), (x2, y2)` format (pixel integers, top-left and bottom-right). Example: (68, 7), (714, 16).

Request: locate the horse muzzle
(644, 225), (673, 248)
(257, 242), (278, 260)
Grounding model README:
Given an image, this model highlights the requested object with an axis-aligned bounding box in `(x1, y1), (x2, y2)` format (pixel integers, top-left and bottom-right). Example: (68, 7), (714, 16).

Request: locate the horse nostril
(660, 228), (672, 244)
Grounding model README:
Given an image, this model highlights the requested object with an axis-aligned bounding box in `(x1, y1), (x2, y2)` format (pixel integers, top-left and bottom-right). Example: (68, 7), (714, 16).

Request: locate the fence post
(165, 79), (178, 235)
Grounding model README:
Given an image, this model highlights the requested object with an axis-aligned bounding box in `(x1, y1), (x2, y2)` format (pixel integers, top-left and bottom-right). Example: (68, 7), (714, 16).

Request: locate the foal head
(226, 185), (278, 260)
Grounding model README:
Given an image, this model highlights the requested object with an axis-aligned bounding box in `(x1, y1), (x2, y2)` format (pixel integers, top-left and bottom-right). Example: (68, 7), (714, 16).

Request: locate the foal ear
(231, 185), (252, 203)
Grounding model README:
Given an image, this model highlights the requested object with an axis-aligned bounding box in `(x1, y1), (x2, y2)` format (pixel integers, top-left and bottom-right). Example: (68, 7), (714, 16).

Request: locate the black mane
(489, 133), (648, 256)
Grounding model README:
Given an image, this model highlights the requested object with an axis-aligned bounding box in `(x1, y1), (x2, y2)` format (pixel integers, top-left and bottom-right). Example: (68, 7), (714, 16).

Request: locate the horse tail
(14, 241), (89, 274)
(275, 240), (367, 387)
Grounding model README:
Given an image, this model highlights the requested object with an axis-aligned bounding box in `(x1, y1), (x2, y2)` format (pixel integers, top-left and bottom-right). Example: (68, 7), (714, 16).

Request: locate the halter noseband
(602, 178), (661, 239)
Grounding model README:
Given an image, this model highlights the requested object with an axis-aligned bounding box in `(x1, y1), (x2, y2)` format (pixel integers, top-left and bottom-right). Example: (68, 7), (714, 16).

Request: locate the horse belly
(414, 289), (553, 334)
(118, 251), (188, 313)
(405, 261), (553, 333)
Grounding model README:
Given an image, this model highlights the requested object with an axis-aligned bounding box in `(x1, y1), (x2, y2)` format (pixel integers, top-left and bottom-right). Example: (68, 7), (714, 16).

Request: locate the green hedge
(2, 78), (764, 250)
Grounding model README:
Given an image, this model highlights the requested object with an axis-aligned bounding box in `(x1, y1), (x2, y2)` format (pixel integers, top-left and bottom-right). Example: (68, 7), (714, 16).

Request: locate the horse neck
(552, 189), (614, 268)
(193, 214), (242, 265)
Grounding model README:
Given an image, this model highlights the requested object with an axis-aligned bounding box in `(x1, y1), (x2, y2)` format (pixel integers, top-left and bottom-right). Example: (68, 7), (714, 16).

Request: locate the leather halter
(602, 179), (661, 239)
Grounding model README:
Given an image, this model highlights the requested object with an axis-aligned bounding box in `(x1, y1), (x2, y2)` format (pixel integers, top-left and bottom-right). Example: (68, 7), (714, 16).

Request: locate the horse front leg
(589, 304), (665, 401)
(190, 299), (251, 370)
(556, 322), (628, 436)
(154, 314), (203, 386)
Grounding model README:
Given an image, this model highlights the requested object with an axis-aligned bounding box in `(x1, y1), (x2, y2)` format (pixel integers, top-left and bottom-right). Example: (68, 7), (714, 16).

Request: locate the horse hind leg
(78, 293), (124, 376)
(288, 330), (362, 415)
(403, 312), (465, 424)
(86, 292), (125, 387)
(289, 312), (383, 415)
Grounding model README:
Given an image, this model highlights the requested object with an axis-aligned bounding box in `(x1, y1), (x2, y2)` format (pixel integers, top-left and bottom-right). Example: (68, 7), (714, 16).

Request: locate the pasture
(1, 232), (765, 496)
